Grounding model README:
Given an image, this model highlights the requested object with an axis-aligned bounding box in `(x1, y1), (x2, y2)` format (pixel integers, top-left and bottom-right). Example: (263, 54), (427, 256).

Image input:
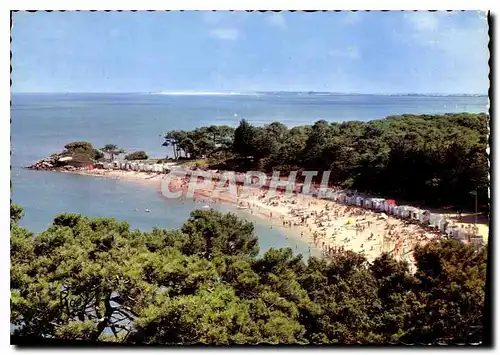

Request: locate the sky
(11, 11), (489, 94)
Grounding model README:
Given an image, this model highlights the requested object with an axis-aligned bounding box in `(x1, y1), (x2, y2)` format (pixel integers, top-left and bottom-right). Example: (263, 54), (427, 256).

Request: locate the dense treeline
(11, 206), (486, 344)
(163, 113), (489, 210)
(162, 125), (235, 160)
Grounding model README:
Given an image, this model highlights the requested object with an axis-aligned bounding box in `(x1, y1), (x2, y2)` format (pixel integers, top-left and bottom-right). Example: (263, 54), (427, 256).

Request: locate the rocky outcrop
(27, 154), (81, 171)
(27, 141), (105, 172)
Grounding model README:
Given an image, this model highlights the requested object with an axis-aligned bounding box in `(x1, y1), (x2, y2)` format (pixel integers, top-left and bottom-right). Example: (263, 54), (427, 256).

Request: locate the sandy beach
(57, 167), (489, 269)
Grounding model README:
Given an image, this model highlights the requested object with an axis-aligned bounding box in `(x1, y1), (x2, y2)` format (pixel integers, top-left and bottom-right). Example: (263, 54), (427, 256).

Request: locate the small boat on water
(145, 208), (151, 212)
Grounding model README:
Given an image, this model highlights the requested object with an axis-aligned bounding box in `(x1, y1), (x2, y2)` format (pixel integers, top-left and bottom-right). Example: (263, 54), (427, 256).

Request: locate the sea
(10, 92), (488, 258)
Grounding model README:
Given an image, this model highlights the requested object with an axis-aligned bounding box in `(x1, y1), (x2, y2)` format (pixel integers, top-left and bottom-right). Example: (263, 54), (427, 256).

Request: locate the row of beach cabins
(94, 162), (484, 247)
(96, 161), (171, 173)
(320, 192), (484, 247)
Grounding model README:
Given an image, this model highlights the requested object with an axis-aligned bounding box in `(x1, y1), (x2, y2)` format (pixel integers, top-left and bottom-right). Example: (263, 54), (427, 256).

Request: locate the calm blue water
(11, 93), (488, 257)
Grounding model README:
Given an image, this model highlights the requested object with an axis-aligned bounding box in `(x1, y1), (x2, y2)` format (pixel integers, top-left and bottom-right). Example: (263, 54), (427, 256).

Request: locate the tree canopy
(125, 151), (149, 161)
(11, 206), (487, 345)
(162, 126), (235, 160)
(57, 141), (104, 166)
(162, 113), (489, 210)
(100, 144), (126, 161)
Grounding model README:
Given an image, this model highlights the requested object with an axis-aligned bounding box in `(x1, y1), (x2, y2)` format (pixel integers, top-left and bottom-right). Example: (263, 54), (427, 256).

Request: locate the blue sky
(11, 11), (489, 94)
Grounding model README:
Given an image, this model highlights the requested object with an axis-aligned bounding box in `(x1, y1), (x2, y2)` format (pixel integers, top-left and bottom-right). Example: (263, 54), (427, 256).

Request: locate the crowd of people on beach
(178, 181), (436, 266)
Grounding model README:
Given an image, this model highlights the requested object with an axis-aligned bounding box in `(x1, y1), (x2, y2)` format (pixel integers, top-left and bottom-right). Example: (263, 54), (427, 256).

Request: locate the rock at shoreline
(27, 141), (105, 172)
(27, 154), (84, 171)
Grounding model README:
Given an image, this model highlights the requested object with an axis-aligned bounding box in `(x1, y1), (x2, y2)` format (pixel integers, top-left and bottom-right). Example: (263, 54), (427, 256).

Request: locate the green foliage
(61, 141), (100, 166)
(163, 126), (235, 160)
(233, 119), (256, 159)
(92, 149), (104, 161)
(11, 208), (487, 344)
(100, 144), (126, 161)
(403, 240), (487, 344)
(10, 203), (24, 225)
(168, 113), (489, 209)
(125, 151), (149, 161)
(64, 142), (94, 155)
(180, 210), (259, 259)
